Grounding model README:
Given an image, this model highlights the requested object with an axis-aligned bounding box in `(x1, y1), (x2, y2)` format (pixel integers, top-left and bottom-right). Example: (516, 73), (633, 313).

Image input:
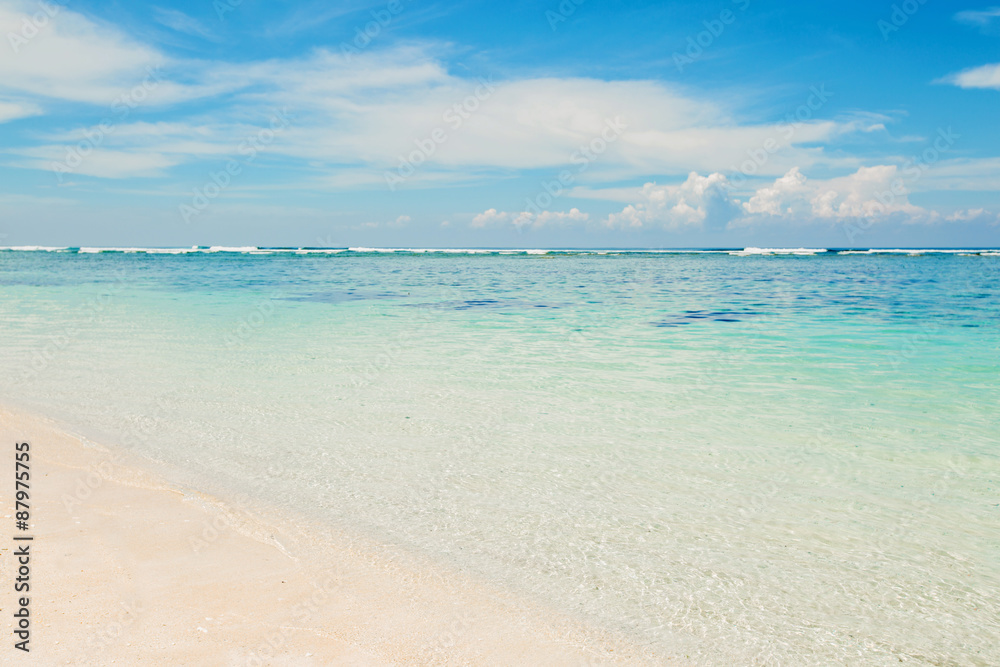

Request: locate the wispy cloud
(0, 98), (41, 123)
(153, 7), (217, 40)
(267, 0), (396, 36)
(0, 1), (163, 104)
(937, 63), (1000, 90)
(13, 145), (182, 178)
(955, 6), (1000, 30)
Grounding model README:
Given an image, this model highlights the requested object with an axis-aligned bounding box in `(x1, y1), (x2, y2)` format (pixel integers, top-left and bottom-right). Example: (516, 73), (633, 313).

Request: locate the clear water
(2, 248), (998, 665)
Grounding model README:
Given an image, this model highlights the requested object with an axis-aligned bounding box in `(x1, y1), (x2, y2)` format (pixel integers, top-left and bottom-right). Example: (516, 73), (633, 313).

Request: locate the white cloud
(0, 0), (870, 185)
(266, 71), (867, 181)
(606, 172), (740, 230)
(955, 7), (1000, 28)
(605, 165), (928, 230)
(939, 63), (1000, 90)
(945, 208), (1000, 223)
(798, 165), (922, 219)
(471, 207), (589, 230)
(0, 1), (163, 103)
(1, 0), (995, 213)
(470, 208), (507, 228)
(742, 167), (810, 216)
(0, 98), (40, 122)
(946, 208), (986, 221)
(9, 119), (272, 179)
(13, 145), (180, 178)
(0, 1), (245, 106)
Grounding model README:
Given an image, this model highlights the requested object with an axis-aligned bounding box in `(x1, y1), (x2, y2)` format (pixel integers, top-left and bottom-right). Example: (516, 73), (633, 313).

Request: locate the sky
(1, 0), (999, 248)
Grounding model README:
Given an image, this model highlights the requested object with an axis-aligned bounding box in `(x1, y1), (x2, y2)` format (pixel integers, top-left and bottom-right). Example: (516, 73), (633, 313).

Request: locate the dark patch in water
(459, 299), (501, 308)
(409, 299), (562, 311)
(454, 299), (560, 310)
(0, 277), (68, 287)
(653, 309), (760, 328)
(282, 290), (405, 303)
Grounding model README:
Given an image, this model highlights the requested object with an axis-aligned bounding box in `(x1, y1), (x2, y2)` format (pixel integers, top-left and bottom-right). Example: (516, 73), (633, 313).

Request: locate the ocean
(2, 246), (998, 664)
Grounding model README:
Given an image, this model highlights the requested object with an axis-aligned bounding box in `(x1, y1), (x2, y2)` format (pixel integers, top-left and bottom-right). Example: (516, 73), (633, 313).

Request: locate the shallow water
(2, 248), (998, 665)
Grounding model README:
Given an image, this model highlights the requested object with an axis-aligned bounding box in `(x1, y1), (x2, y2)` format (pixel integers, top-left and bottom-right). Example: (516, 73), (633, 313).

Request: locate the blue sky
(1, 0), (999, 247)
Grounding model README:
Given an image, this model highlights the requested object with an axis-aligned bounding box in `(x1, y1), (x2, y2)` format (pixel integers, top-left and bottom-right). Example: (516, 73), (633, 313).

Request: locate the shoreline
(0, 403), (662, 665)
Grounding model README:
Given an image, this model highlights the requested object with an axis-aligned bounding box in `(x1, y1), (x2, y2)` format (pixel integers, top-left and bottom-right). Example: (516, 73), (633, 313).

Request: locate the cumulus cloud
(742, 167), (810, 216)
(606, 172), (741, 230)
(470, 208), (509, 228)
(804, 165), (923, 218)
(945, 208), (1000, 223)
(604, 165), (929, 230)
(471, 207), (589, 230)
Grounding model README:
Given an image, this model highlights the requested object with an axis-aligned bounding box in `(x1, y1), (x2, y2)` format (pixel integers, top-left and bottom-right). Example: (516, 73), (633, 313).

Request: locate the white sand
(0, 405), (666, 665)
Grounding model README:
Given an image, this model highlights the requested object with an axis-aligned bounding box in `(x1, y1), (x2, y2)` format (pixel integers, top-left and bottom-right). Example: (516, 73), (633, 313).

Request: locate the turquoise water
(2, 247), (999, 664)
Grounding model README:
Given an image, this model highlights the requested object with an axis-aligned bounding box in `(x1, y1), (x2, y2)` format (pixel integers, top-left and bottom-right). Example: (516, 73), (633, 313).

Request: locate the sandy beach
(0, 405), (659, 666)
